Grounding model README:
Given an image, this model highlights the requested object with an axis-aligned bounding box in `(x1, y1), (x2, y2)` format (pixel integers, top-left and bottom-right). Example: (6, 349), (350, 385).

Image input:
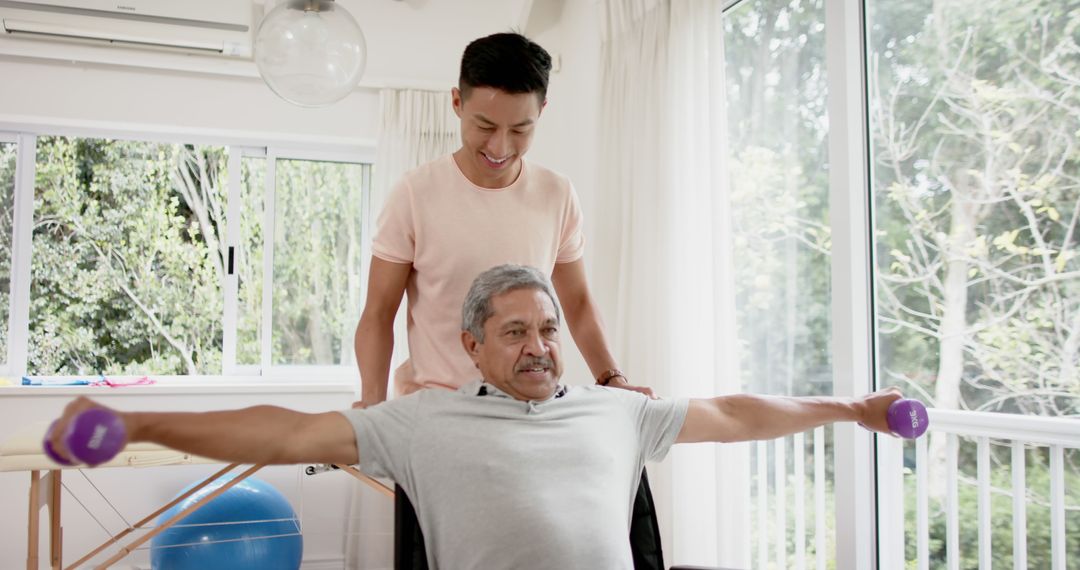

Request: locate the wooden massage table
(1, 421), (392, 569)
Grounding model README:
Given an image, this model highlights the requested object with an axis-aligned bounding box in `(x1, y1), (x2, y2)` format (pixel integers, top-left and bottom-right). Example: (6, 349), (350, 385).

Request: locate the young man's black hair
(458, 32), (552, 101)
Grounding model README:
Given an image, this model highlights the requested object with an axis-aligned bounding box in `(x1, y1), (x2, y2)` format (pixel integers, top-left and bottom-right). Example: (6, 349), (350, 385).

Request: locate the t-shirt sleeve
(556, 181), (585, 263)
(336, 395), (421, 481)
(636, 397), (690, 463)
(371, 178), (416, 264)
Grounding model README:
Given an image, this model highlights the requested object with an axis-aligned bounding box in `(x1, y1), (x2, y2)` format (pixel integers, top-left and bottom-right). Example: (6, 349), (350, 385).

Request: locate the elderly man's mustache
(516, 357), (554, 371)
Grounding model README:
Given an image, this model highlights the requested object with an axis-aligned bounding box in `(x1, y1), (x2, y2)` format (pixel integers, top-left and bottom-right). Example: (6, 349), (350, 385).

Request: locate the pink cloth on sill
(372, 154), (584, 395)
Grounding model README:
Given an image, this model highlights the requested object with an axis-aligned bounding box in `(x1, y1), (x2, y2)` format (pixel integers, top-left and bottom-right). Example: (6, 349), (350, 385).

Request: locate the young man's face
(452, 86), (545, 189)
(462, 287), (563, 402)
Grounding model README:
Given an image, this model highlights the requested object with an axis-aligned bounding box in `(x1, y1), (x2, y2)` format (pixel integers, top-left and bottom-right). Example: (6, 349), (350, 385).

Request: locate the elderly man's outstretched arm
(676, 387), (901, 444)
(49, 396), (359, 467)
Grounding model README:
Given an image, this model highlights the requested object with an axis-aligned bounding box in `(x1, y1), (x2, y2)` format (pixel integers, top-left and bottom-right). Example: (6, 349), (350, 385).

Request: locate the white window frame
(0, 120), (374, 383)
(255, 148), (374, 380)
(2, 132), (36, 378)
(824, 0), (877, 567)
(719, 0), (879, 564)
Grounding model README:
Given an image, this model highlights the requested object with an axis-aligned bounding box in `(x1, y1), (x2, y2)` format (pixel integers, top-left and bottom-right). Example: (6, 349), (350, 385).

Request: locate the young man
(353, 32), (652, 406)
(52, 265), (904, 569)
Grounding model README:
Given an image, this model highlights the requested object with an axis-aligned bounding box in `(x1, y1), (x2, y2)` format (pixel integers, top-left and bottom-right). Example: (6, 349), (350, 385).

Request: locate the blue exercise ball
(151, 474), (303, 570)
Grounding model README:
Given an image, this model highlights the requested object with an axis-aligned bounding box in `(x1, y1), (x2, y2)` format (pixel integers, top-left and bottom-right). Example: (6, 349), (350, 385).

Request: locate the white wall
(527, 0), (604, 387)
(0, 0), (539, 144)
(0, 56), (381, 148)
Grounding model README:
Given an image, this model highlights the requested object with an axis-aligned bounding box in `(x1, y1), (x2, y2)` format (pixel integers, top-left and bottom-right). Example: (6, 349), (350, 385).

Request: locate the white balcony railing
(877, 409), (1080, 570)
(745, 410), (1078, 570)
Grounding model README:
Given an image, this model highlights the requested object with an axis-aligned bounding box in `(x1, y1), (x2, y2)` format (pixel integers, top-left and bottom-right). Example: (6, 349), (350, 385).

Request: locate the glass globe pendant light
(254, 0), (367, 107)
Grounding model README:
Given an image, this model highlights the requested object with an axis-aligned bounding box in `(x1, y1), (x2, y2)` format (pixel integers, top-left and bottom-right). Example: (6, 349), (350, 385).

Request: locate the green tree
(268, 159), (366, 366)
(29, 137), (224, 375)
(867, 0), (1080, 566)
(871, 0), (1080, 417)
(725, 0), (833, 399)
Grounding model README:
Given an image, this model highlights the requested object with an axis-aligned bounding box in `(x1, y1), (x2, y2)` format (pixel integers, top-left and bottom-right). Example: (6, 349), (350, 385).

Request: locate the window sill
(0, 373), (358, 397)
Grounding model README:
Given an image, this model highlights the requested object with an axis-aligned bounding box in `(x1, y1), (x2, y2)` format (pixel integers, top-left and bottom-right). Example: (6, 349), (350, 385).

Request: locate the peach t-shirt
(372, 154), (585, 394)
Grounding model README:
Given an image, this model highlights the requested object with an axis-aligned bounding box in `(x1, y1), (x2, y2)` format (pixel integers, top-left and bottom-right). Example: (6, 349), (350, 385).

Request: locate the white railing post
(925, 409), (1079, 570)
(775, 437), (787, 568)
(794, 432), (806, 570)
(946, 434), (959, 570)
(876, 435), (905, 570)
(916, 436), (929, 570)
(1010, 441), (1026, 570)
(1050, 445), (1064, 570)
(814, 427), (826, 570)
(757, 440), (768, 569)
(977, 437), (992, 569)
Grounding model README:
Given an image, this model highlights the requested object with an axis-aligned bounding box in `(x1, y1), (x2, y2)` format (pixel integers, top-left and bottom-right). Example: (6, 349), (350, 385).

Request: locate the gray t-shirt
(339, 381), (689, 570)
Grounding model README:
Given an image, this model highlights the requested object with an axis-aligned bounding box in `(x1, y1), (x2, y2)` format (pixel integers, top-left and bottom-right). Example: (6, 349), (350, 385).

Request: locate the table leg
(49, 470), (62, 569)
(27, 470), (40, 570)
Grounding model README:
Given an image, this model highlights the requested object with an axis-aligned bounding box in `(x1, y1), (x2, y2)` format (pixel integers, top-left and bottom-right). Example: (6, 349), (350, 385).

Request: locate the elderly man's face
(462, 288), (563, 401)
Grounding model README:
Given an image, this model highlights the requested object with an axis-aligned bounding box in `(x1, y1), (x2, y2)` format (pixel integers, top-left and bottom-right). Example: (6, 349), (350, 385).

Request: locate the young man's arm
(676, 388), (902, 444)
(353, 257), (411, 407)
(49, 397), (359, 466)
(551, 259), (655, 398)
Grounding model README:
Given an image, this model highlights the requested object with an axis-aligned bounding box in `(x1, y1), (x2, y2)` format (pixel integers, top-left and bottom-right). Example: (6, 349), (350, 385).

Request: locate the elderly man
(49, 264), (902, 569)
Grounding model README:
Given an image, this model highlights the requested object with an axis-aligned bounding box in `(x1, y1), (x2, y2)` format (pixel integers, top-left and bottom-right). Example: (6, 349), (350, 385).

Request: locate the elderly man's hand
(856, 387), (903, 434)
(48, 396), (128, 464)
(605, 376), (658, 399)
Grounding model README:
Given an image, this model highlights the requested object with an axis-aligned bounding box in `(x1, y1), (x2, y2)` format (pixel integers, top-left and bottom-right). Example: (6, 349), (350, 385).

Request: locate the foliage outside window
(30, 138), (226, 375)
(867, 0), (1080, 566)
(725, 0), (833, 563)
(271, 159), (367, 366)
(24, 136), (367, 376)
(236, 156), (265, 366)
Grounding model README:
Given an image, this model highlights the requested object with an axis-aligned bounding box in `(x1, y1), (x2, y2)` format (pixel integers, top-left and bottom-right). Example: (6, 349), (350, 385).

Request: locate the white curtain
(369, 88), (460, 382)
(596, 1), (749, 567)
(370, 89), (460, 217)
(346, 88), (459, 570)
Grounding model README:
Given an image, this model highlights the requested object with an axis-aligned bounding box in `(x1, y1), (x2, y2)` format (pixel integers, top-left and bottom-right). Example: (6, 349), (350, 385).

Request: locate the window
(269, 158), (368, 366)
(726, 0), (831, 398)
(29, 137), (227, 375)
(11, 133), (369, 377)
(867, 0), (1080, 565)
(235, 155), (265, 367)
(0, 140), (15, 367)
(724, 0), (832, 563)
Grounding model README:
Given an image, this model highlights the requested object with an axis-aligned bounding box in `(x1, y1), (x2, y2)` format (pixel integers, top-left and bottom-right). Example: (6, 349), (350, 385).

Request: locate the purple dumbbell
(42, 408), (127, 467)
(886, 398), (929, 439)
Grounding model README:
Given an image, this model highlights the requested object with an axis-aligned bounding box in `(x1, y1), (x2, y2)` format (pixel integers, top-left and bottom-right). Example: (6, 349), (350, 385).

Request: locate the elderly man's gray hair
(462, 264), (562, 342)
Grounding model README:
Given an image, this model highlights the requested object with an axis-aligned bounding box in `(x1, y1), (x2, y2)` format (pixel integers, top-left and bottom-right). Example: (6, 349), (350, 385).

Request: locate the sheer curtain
(370, 88), (460, 216)
(597, 1), (749, 567)
(346, 87), (458, 570)
(369, 88), (459, 382)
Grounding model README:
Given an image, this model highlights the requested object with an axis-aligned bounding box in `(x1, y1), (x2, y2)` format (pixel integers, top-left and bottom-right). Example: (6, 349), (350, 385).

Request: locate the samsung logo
(116, 4), (137, 11)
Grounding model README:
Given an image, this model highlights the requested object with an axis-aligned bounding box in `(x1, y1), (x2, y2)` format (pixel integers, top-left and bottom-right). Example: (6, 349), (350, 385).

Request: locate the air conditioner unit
(0, 0), (253, 57)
